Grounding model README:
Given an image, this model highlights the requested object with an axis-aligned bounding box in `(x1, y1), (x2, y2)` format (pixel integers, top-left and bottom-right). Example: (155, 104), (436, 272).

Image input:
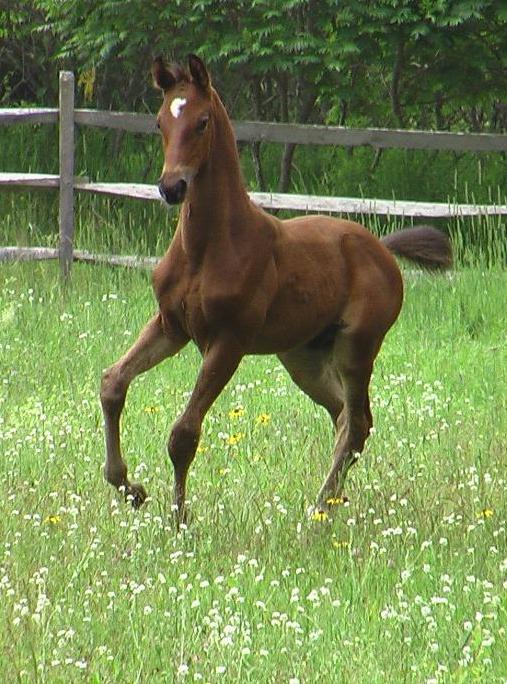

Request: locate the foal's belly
(248, 276), (348, 354)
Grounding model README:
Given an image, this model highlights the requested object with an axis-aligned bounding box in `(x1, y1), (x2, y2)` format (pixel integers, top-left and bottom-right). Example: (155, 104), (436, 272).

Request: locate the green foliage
(2, 0), (505, 133)
(2, 2), (507, 192)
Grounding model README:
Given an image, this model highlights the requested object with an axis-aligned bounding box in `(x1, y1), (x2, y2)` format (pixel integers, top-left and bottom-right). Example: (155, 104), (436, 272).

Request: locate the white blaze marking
(170, 97), (187, 118)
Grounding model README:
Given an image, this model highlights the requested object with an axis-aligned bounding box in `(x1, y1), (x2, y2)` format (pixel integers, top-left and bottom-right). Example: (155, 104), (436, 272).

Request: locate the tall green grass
(1, 101), (506, 683)
(0, 255), (505, 682)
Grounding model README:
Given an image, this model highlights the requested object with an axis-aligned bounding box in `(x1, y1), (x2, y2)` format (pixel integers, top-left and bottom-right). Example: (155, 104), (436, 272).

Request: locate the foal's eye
(196, 116), (209, 133)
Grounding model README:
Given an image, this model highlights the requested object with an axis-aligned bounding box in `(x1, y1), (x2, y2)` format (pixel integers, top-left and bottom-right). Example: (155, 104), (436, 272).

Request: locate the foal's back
(254, 213), (403, 353)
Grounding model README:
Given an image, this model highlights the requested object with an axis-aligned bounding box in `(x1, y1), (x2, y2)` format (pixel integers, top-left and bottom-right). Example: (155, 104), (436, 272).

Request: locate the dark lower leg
(315, 362), (373, 512)
(167, 335), (244, 523)
(101, 369), (148, 507)
(316, 409), (370, 509)
(168, 411), (201, 522)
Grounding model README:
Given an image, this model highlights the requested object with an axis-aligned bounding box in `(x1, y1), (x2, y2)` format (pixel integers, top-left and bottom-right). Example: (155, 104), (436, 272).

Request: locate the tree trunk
(391, 36), (406, 128)
(250, 79), (266, 190)
(251, 141), (266, 191)
(277, 78), (316, 193)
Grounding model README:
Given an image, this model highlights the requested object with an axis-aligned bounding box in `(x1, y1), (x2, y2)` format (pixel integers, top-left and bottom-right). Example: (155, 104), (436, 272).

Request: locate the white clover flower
(306, 589), (320, 604)
(431, 596), (448, 605)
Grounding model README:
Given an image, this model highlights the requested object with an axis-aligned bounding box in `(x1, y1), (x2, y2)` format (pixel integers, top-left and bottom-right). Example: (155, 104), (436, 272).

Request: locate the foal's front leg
(168, 335), (243, 523)
(100, 314), (187, 507)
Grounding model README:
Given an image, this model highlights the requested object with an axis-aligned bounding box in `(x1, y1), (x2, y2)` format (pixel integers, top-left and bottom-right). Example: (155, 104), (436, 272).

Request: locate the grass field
(1, 242), (506, 682)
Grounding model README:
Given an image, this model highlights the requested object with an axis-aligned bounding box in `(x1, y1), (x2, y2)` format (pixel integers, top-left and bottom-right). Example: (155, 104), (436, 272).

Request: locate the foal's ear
(188, 54), (210, 92)
(151, 57), (176, 92)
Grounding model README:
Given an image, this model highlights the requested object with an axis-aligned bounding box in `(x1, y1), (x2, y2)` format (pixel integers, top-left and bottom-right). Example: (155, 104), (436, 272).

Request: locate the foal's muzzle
(159, 179), (187, 205)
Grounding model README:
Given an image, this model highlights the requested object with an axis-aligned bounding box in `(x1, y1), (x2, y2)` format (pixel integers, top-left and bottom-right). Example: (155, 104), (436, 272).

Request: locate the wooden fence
(1, 71), (507, 278)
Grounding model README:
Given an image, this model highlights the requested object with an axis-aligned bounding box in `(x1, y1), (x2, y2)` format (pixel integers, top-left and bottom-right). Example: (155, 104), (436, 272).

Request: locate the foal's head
(152, 54), (213, 205)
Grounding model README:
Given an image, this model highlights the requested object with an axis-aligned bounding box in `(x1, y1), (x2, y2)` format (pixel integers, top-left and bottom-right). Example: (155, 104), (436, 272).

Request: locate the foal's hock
(100, 55), (452, 521)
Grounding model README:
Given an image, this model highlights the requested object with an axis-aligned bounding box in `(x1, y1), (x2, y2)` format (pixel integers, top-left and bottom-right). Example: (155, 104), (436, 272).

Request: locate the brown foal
(100, 55), (452, 522)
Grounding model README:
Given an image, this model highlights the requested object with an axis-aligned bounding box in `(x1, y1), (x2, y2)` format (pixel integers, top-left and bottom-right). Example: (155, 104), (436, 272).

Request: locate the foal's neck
(179, 90), (253, 260)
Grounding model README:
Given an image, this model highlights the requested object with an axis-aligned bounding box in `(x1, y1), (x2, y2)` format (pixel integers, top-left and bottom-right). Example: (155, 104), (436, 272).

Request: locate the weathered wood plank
(2, 174), (506, 217)
(1, 106), (506, 152)
(73, 251), (158, 268)
(59, 72), (75, 280)
(74, 181), (507, 217)
(75, 109), (157, 134)
(234, 121), (507, 152)
(0, 246), (157, 269)
(0, 173), (61, 187)
(249, 191), (507, 217)
(0, 108), (58, 125)
(75, 180), (160, 201)
(0, 247), (59, 262)
(73, 110), (507, 152)
(0, 173), (89, 188)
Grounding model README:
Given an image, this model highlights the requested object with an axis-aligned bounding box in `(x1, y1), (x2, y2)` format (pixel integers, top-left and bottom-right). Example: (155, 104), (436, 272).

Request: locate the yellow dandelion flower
(311, 510), (329, 522)
(228, 406), (245, 419)
(255, 413), (271, 425)
(225, 432), (244, 446)
(477, 507), (494, 519)
(333, 540), (350, 549)
(144, 406), (161, 414)
(326, 496), (345, 507)
(44, 514), (62, 525)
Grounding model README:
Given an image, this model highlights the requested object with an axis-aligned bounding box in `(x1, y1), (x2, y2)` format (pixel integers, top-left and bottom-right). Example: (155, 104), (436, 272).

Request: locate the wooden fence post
(58, 71), (75, 281)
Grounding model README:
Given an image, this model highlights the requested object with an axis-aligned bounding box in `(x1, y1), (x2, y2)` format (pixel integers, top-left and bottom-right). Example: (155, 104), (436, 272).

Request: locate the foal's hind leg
(314, 333), (377, 513)
(100, 314), (187, 507)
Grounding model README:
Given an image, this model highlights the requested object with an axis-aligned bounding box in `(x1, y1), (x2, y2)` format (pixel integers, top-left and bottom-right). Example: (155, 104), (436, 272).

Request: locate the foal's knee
(100, 367), (127, 416)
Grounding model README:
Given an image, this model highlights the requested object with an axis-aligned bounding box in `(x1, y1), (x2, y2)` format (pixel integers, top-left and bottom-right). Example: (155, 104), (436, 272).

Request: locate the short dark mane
(168, 63), (190, 84)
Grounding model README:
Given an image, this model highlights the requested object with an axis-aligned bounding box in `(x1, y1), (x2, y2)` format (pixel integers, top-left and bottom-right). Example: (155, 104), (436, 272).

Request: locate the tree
(3, 1), (506, 188)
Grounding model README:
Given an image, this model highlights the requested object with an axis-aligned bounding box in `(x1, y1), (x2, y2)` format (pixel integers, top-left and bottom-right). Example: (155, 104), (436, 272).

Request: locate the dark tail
(381, 225), (452, 270)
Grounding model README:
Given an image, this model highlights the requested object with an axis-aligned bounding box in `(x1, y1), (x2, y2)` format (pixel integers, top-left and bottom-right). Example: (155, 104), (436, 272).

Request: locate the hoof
(307, 505), (332, 522)
(173, 506), (190, 529)
(126, 482), (148, 509)
(307, 496), (348, 522)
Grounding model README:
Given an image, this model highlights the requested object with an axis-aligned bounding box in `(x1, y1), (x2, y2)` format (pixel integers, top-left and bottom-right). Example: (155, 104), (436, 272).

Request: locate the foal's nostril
(159, 179), (187, 205)
(173, 179), (187, 202)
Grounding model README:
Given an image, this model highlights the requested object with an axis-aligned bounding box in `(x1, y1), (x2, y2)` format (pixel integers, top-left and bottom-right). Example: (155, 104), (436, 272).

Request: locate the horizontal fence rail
(0, 246), (158, 269)
(2, 173), (506, 218)
(1, 72), (507, 278)
(234, 121), (507, 153)
(2, 106), (507, 152)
